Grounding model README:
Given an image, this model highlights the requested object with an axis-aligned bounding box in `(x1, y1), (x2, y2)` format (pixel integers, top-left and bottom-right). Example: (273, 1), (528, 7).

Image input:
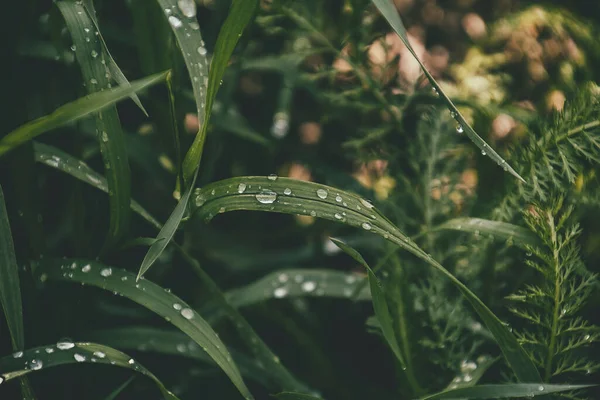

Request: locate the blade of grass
(274, 393), (323, 400)
(0, 71), (167, 157)
(33, 142), (162, 230)
(88, 326), (280, 390)
(138, 0), (259, 279)
(82, 0), (147, 115)
(33, 259), (253, 399)
(181, 0), (259, 183)
(190, 176), (542, 382)
(56, 0), (132, 249)
(225, 269), (370, 308)
(0, 185), (24, 351)
(371, 0), (525, 183)
(433, 218), (541, 248)
(103, 377), (136, 400)
(0, 342), (179, 400)
(420, 383), (594, 400)
(330, 239), (422, 394)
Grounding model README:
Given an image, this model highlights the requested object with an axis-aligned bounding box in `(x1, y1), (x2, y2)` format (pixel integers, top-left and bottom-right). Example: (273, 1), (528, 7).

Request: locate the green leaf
(56, 0), (132, 248)
(190, 176), (541, 382)
(87, 326), (281, 390)
(182, 0), (259, 183)
(33, 142), (162, 230)
(274, 393), (323, 400)
(82, 0), (147, 115)
(329, 239), (407, 369)
(0, 185), (24, 350)
(433, 218), (541, 248)
(420, 383), (594, 400)
(0, 71), (167, 157)
(155, 0), (208, 127)
(370, 0), (525, 183)
(34, 259), (253, 399)
(225, 268), (370, 308)
(0, 342), (179, 400)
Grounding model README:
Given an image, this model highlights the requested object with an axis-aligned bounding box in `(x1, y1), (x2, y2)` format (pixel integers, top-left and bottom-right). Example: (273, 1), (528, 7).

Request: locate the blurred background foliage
(1, 0), (599, 399)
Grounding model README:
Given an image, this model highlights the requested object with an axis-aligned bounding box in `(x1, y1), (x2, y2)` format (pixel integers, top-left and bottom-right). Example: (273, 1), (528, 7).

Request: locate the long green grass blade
(103, 377), (135, 400)
(370, 0), (524, 183)
(190, 176), (541, 382)
(0, 71), (167, 156)
(138, 0), (258, 279)
(156, 0), (208, 126)
(56, 1), (132, 248)
(0, 185), (24, 350)
(88, 326), (279, 389)
(0, 342), (179, 400)
(81, 0), (147, 115)
(420, 383), (594, 400)
(330, 239), (408, 369)
(181, 0), (259, 183)
(225, 268), (371, 308)
(33, 142), (161, 230)
(434, 218), (540, 248)
(34, 259), (253, 399)
(274, 393), (323, 400)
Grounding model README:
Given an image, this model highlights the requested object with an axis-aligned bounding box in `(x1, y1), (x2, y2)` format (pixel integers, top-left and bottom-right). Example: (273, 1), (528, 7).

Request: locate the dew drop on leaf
(255, 189), (277, 204)
(237, 183), (247, 193)
(74, 353), (86, 362)
(181, 308), (194, 320)
(177, 0), (196, 18)
(316, 189), (328, 199)
(168, 15), (182, 29)
(273, 287), (288, 298)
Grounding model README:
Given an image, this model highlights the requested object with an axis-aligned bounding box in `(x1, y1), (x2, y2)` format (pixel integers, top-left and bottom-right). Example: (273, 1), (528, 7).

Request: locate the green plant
(1, 0), (599, 399)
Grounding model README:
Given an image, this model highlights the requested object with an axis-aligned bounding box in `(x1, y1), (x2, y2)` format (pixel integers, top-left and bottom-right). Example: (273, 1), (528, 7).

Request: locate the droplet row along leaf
(190, 176), (542, 383)
(33, 259), (253, 399)
(370, 0), (525, 183)
(0, 342), (179, 400)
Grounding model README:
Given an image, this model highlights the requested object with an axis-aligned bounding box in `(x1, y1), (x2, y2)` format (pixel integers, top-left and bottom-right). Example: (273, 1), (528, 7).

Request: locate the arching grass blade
(370, 0), (525, 183)
(420, 383), (594, 400)
(225, 269), (370, 308)
(433, 218), (540, 248)
(274, 393), (323, 400)
(190, 176), (541, 382)
(33, 259), (253, 399)
(0, 342), (179, 400)
(0, 71), (167, 157)
(33, 142), (161, 230)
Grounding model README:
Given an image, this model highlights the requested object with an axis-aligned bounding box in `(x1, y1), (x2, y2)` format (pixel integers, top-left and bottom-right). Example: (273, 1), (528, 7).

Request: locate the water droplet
(334, 213), (343, 220)
(128, 358), (135, 365)
(176, 343), (186, 353)
(316, 189), (328, 199)
(335, 195), (342, 203)
(173, 303), (182, 311)
(45, 347), (54, 354)
(90, 78), (98, 85)
(310, 211), (317, 217)
(100, 268), (112, 277)
(538, 385), (544, 391)
(168, 15), (182, 28)
(463, 374), (473, 382)
(197, 46), (207, 56)
(81, 264), (91, 273)
(101, 131), (108, 142)
(271, 113), (289, 138)
(278, 273), (289, 283)
(13, 351), (23, 359)
(450, 111), (457, 118)
(0, 376), (4, 384)
(181, 308), (194, 319)
(74, 353), (86, 362)
(237, 183), (247, 193)
(362, 222), (372, 230)
(91, 50), (98, 58)
(177, 0), (196, 17)
(57, 341), (75, 350)
(274, 287), (288, 298)
(30, 359), (43, 370)
(255, 189), (277, 204)
(93, 351), (106, 359)
(301, 281), (316, 292)
(584, 334), (591, 341)
(456, 125), (464, 134)
(189, 21), (199, 30)
(283, 188), (292, 195)
(71, 45), (77, 51)
(460, 360), (477, 373)
(268, 174), (278, 181)
(359, 198), (374, 209)
(481, 150), (486, 155)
